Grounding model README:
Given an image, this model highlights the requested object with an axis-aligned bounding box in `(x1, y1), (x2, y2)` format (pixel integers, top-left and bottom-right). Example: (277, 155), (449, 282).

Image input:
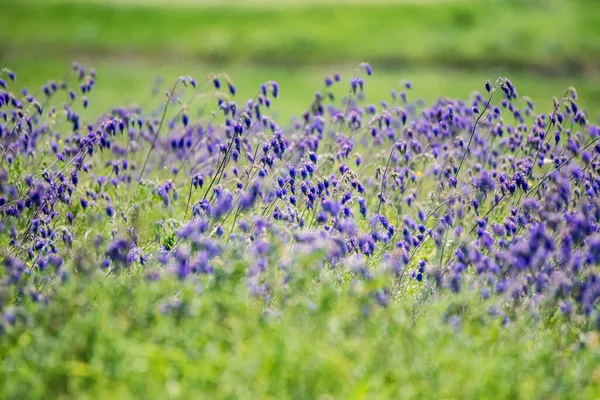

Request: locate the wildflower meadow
(2, 0), (600, 398)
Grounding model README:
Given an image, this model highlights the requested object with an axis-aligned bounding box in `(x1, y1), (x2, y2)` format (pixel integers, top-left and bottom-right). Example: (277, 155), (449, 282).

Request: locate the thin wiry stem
(138, 79), (180, 183)
(527, 137), (600, 198)
(455, 89), (494, 179)
(184, 176), (195, 219)
(376, 140), (400, 214)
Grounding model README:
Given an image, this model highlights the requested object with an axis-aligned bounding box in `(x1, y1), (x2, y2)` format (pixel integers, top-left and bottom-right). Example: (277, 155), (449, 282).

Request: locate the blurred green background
(2, 0), (600, 117)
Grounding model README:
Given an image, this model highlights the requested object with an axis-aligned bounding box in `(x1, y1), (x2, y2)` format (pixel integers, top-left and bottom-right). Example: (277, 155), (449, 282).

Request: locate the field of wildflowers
(2, 0), (600, 397)
(1, 60), (600, 398)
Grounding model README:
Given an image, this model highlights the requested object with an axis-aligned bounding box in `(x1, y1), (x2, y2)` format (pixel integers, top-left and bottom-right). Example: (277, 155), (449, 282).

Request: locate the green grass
(2, 0), (600, 72)
(2, 260), (599, 399)
(6, 56), (600, 120)
(4, 0), (600, 116)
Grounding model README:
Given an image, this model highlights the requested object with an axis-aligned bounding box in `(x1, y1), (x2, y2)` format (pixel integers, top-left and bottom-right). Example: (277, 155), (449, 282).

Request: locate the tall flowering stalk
(0, 62), (599, 338)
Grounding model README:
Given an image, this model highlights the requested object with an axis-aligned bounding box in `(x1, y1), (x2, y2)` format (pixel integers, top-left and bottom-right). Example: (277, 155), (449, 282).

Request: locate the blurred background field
(2, 0), (600, 117)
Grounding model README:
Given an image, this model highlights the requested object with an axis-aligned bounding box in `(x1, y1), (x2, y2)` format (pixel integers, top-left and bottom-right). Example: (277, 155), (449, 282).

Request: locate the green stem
(139, 79), (180, 183)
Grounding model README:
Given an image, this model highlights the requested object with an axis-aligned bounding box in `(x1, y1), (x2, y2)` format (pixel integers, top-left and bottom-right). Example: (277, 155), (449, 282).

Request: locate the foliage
(2, 0), (600, 72)
(0, 62), (600, 398)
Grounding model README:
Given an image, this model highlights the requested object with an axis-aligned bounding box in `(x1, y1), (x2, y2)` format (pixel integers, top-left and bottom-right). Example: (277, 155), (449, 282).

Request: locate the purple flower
(559, 301), (572, 314)
(475, 170), (495, 194)
(228, 82), (236, 95)
(361, 63), (373, 76)
(485, 80), (492, 93)
(105, 237), (132, 266)
(213, 191), (234, 219)
(322, 199), (341, 217)
(271, 82), (280, 98)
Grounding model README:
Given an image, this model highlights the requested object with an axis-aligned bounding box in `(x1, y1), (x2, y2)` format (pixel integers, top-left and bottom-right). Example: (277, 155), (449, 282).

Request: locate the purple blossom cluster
(1, 62), (599, 329)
